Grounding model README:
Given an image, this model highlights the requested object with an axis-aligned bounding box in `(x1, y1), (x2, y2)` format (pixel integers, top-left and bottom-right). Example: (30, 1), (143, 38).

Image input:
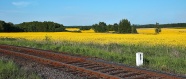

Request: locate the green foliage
(118, 19), (132, 33)
(0, 20), (23, 32)
(0, 38), (18, 41)
(79, 26), (92, 30)
(0, 59), (41, 79)
(0, 20), (5, 32)
(155, 22), (161, 34)
(0, 20), (66, 32)
(113, 23), (119, 32)
(134, 23), (186, 28)
(17, 21), (65, 32)
(55, 26), (66, 32)
(107, 24), (114, 31)
(131, 26), (138, 34)
(92, 22), (108, 33)
(92, 19), (138, 34)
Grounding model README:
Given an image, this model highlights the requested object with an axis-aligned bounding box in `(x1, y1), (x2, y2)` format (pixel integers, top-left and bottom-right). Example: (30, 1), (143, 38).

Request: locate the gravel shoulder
(0, 53), (86, 79)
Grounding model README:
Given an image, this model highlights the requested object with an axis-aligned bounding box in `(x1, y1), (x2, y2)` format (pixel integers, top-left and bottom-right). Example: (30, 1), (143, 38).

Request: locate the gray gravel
(0, 54), (87, 79)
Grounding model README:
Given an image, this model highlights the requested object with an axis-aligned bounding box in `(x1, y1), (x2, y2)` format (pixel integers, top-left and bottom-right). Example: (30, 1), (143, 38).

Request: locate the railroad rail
(0, 45), (185, 79)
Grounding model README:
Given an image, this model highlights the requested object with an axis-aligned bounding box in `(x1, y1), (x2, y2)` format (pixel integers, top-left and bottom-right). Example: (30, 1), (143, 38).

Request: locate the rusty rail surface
(0, 45), (185, 79)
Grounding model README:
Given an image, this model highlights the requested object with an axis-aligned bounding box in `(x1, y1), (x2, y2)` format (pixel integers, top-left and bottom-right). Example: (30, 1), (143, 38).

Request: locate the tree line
(1, 19), (186, 33)
(0, 20), (23, 32)
(134, 23), (186, 28)
(65, 26), (92, 30)
(17, 21), (65, 32)
(0, 20), (65, 32)
(92, 19), (137, 33)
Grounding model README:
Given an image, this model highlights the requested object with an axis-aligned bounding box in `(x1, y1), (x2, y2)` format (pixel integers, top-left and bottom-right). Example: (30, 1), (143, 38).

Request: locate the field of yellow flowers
(0, 28), (186, 47)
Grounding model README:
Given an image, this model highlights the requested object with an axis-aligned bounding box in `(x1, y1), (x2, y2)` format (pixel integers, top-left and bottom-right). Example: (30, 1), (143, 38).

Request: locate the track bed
(0, 45), (185, 79)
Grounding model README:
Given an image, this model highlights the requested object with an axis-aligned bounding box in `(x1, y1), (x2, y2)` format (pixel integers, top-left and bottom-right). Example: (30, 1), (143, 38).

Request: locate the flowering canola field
(0, 28), (186, 47)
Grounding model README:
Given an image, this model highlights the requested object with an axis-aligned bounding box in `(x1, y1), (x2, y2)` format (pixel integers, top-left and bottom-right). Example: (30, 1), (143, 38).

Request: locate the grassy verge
(0, 59), (41, 79)
(0, 38), (185, 75)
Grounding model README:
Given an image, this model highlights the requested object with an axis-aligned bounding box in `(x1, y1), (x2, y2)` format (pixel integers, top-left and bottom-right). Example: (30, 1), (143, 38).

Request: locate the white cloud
(12, 1), (31, 7)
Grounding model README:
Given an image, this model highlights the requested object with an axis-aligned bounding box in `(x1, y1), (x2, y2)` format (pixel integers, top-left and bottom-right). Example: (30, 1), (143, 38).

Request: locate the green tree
(0, 20), (5, 32)
(17, 21), (65, 32)
(55, 24), (65, 32)
(118, 19), (131, 33)
(131, 24), (138, 34)
(92, 24), (99, 32)
(107, 24), (113, 31)
(92, 22), (108, 33)
(155, 22), (161, 34)
(113, 23), (119, 32)
(79, 26), (91, 30)
(0, 20), (23, 32)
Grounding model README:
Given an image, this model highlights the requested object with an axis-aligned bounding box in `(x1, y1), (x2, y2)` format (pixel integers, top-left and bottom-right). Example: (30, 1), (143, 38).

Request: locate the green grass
(0, 38), (186, 75)
(0, 59), (41, 79)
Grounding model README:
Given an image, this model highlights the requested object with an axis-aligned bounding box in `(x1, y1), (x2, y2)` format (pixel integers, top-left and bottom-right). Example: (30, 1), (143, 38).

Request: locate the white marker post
(136, 52), (143, 66)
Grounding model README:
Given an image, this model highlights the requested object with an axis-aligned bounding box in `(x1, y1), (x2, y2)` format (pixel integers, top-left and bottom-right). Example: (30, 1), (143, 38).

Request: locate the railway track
(0, 45), (185, 79)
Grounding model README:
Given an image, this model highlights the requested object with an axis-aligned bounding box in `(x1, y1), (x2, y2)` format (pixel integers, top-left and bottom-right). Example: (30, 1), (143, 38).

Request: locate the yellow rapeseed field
(0, 28), (186, 47)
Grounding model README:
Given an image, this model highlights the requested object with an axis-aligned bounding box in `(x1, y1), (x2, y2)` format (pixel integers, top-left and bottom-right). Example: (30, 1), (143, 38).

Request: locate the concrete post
(136, 52), (143, 66)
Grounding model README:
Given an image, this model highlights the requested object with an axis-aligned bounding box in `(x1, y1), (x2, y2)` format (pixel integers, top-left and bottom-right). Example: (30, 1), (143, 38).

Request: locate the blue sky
(0, 0), (186, 26)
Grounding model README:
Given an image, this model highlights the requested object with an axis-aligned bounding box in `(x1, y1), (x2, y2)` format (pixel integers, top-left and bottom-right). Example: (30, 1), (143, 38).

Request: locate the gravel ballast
(0, 53), (87, 79)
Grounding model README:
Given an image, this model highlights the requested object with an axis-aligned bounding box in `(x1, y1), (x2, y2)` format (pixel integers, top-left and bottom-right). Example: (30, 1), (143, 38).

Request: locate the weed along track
(0, 45), (185, 79)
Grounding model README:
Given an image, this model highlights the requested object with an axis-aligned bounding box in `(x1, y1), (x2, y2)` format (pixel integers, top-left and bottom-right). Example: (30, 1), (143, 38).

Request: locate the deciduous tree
(118, 19), (131, 33)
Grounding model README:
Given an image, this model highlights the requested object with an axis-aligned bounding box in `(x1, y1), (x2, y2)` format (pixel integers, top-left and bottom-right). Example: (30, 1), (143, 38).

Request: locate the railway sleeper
(118, 72), (140, 78)
(109, 70), (127, 75)
(91, 67), (109, 71)
(100, 68), (118, 73)
(124, 74), (150, 79)
(71, 62), (89, 65)
(85, 65), (102, 69)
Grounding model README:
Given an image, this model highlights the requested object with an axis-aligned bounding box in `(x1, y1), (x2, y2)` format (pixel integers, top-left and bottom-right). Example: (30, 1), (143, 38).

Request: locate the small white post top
(136, 52), (143, 66)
